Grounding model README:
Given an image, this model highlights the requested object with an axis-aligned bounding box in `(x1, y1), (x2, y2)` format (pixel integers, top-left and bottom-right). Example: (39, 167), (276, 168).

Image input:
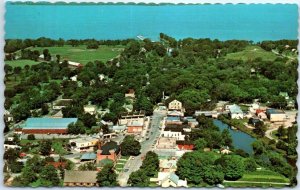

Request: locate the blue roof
(229, 104), (243, 114)
(166, 116), (181, 121)
(169, 173), (179, 184)
(80, 153), (97, 160)
(266, 109), (285, 114)
(23, 118), (78, 130)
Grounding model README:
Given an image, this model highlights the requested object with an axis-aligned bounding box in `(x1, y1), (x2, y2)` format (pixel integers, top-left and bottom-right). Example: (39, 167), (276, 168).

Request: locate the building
(194, 111), (218, 118)
(67, 61), (83, 69)
(266, 109), (286, 122)
(118, 112), (145, 125)
(63, 170), (98, 187)
(22, 118), (78, 134)
(109, 125), (127, 133)
(150, 172), (188, 188)
(125, 89), (135, 99)
(127, 120), (144, 133)
(183, 117), (199, 128)
(4, 110), (13, 122)
(52, 99), (73, 110)
(168, 100), (183, 111)
(228, 104), (244, 119)
(156, 137), (177, 149)
(167, 110), (184, 117)
(80, 153), (97, 162)
(69, 137), (99, 152)
(97, 141), (121, 164)
(159, 159), (177, 172)
(165, 116), (182, 125)
(161, 125), (189, 141)
(84, 105), (97, 115)
(176, 140), (194, 150)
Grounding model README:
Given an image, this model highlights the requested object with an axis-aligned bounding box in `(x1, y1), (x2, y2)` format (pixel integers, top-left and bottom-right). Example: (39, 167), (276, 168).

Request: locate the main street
(117, 110), (166, 186)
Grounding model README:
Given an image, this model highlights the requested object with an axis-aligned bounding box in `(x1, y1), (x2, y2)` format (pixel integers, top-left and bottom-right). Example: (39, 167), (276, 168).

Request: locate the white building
(168, 100), (183, 111)
(150, 172), (188, 188)
(161, 131), (185, 141)
(228, 104), (244, 119)
(69, 137), (99, 152)
(84, 105), (97, 115)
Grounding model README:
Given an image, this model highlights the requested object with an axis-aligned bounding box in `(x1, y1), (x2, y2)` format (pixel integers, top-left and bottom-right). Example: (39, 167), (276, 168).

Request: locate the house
(279, 92), (289, 100)
(63, 170), (98, 187)
(4, 110), (13, 122)
(70, 75), (77, 81)
(80, 153), (97, 162)
(150, 172), (188, 188)
(125, 89), (135, 99)
(156, 137), (177, 149)
(159, 159), (177, 172)
(249, 103), (260, 113)
(127, 120), (144, 133)
(67, 61), (83, 69)
(176, 140), (194, 150)
(97, 141), (121, 164)
(69, 137), (99, 152)
(161, 125), (188, 141)
(118, 112), (145, 125)
(84, 105), (97, 115)
(52, 99), (72, 110)
(165, 116), (182, 125)
(167, 110), (184, 117)
(228, 104), (244, 119)
(183, 117), (199, 128)
(266, 109), (286, 122)
(220, 146), (232, 154)
(22, 118), (78, 134)
(168, 100), (184, 111)
(4, 143), (21, 150)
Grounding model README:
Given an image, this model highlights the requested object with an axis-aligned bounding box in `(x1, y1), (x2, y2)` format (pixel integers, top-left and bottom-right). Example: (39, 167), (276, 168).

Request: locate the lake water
(5, 3), (298, 41)
(214, 119), (255, 154)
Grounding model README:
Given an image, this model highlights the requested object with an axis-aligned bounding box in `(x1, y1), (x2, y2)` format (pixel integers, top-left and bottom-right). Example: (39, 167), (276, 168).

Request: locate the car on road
(131, 157), (135, 160)
(146, 137), (150, 140)
(124, 168), (129, 172)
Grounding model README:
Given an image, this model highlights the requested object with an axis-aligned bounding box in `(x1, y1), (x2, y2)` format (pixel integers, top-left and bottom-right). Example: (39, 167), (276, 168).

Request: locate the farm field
(223, 169), (290, 188)
(5, 59), (40, 68)
(28, 45), (124, 64)
(225, 45), (278, 61)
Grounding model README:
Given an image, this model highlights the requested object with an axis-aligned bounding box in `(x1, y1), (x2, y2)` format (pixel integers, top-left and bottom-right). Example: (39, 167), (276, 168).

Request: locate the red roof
(47, 162), (67, 168)
(256, 109), (265, 114)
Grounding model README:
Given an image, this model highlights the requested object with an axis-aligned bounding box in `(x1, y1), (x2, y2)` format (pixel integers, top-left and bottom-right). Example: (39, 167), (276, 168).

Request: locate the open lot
(225, 45), (278, 61)
(5, 59), (40, 68)
(28, 45), (124, 64)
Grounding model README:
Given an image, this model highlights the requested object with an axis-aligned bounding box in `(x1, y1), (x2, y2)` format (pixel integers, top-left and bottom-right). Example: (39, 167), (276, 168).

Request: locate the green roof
(23, 118), (78, 130)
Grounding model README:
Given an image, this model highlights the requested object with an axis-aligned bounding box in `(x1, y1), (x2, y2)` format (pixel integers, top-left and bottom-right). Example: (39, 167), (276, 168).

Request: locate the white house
(168, 100), (183, 111)
(69, 137), (99, 152)
(70, 75), (78, 81)
(161, 131), (185, 141)
(150, 172), (188, 188)
(228, 104), (244, 119)
(84, 105), (97, 115)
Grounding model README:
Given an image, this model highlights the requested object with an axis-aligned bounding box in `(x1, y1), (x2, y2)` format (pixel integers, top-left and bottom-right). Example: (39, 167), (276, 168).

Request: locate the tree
(4, 148), (19, 164)
(96, 164), (118, 186)
(140, 151), (159, 177)
(244, 158), (257, 172)
(221, 129), (233, 147)
(252, 140), (265, 156)
(120, 135), (141, 156)
(80, 113), (96, 128)
(27, 134), (36, 140)
(41, 103), (49, 115)
(203, 166), (224, 185)
(67, 121), (86, 134)
(194, 138), (207, 151)
(39, 165), (60, 186)
(216, 155), (245, 180)
(78, 162), (97, 171)
(128, 169), (149, 187)
(40, 140), (52, 156)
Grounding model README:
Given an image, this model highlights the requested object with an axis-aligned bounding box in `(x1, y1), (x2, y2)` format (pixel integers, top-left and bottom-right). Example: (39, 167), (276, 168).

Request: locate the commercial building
(127, 120), (144, 133)
(97, 141), (121, 164)
(69, 137), (99, 152)
(63, 171), (98, 187)
(227, 104), (244, 119)
(266, 109), (286, 122)
(22, 118), (78, 134)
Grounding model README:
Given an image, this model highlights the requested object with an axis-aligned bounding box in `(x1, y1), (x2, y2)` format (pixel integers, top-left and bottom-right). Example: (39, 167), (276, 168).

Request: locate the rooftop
(80, 152), (97, 160)
(228, 104), (243, 114)
(64, 170), (98, 183)
(266, 108), (285, 114)
(23, 118), (78, 130)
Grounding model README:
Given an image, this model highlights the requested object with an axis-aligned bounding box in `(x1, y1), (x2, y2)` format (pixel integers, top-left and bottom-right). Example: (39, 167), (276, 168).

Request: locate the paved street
(117, 110), (166, 186)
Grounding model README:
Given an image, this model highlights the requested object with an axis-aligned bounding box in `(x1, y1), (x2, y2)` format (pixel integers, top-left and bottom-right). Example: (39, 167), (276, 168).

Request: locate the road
(117, 110), (166, 186)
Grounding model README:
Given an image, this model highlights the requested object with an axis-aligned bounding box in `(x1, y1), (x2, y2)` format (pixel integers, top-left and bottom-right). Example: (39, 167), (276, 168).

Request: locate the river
(213, 119), (256, 154)
(5, 3), (298, 41)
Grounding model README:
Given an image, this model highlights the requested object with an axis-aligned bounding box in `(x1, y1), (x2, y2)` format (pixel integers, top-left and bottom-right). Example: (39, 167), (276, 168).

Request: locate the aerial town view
(3, 1), (299, 188)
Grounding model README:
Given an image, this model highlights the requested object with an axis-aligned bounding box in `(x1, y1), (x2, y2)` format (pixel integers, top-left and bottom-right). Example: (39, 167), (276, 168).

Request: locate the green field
(29, 45), (124, 64)
(5, 59), (40, 68)
(223, 169), (290, 188)
(225, 46), (278, 61)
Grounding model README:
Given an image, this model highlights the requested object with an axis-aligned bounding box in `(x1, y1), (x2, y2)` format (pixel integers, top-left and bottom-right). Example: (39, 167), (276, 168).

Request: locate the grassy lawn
(52, 141), (68, 155)
(223, 169), (290, 188)
(5, 59), (40, 68)
(28, 45), (124, 64)
(225, 45), (278, 62)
